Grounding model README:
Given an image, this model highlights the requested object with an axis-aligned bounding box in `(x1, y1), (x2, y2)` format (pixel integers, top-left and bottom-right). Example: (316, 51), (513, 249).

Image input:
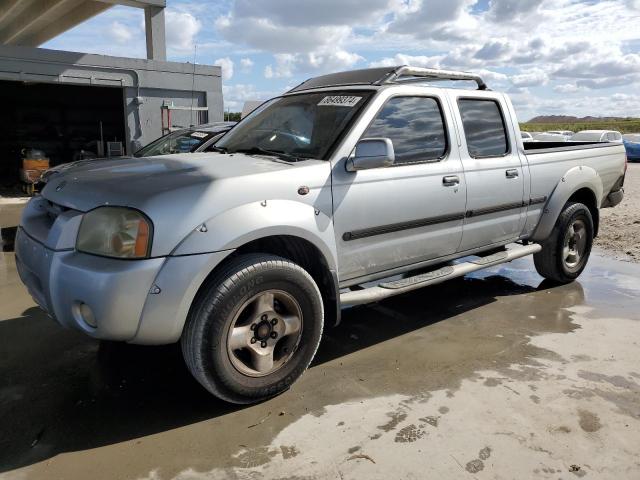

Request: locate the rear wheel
(534, 202), (594, 283)
(181, 254), (324, 404)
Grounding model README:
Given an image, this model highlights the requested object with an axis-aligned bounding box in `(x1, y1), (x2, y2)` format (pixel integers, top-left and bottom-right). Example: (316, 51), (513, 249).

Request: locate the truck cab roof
(285, 65), (489, 95)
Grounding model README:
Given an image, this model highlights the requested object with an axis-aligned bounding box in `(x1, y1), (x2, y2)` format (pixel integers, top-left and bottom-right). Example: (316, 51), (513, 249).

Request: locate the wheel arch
(531, 166), (603, 242)
(566, 187), (599, 237)
(191, 235), (341, 329)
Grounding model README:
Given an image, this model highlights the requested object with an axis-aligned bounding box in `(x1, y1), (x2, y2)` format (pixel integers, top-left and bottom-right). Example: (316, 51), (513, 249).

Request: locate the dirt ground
(596, 162), (640, 262)
(1, 165), (640, 480)
(1, 250), (640, 479)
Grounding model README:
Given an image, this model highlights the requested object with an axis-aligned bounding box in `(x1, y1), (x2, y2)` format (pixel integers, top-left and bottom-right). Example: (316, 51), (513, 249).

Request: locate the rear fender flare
(531, 165), (602, 242)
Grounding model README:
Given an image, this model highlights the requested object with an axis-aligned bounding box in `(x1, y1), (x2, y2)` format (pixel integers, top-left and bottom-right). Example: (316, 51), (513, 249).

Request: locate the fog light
(73, 302), (97, 328)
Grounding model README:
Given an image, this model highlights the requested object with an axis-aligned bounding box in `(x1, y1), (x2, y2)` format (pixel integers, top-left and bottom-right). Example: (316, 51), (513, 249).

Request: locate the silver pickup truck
(15, 66), (626, 404)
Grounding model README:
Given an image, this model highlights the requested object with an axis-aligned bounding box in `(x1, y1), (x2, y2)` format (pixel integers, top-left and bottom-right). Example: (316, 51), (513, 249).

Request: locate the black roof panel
(288, 66), (398, 93)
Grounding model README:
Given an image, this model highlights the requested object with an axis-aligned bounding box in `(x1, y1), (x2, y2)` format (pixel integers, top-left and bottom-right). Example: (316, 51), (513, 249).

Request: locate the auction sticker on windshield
(190, 132), (209, 138)
(318, 96), (362, 107)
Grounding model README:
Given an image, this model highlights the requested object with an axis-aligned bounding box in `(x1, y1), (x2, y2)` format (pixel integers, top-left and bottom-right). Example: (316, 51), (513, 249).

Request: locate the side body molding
(530, 165), (603, 242)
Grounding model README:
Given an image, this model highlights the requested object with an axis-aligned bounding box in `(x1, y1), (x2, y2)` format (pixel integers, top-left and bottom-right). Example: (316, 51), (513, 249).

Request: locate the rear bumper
(15, 227), (233, 344)
(603, 188), (624, 208)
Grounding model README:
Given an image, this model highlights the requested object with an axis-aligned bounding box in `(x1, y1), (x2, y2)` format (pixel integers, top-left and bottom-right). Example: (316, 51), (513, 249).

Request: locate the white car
(547, 130), (574, 140)
(571, 130), (623, 143)
(533, 132), (568, 142)
(521, 131), (534, 142)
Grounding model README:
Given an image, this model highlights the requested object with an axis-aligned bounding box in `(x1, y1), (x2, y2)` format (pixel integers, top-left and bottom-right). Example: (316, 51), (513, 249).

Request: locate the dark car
(623, 134), (640, 162)
(40, 122), (236, 186)
(133, 122), (236, 157)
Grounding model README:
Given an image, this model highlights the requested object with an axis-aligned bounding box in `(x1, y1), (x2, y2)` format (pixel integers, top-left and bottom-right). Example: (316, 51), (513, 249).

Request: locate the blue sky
(43, 0), (640, 120)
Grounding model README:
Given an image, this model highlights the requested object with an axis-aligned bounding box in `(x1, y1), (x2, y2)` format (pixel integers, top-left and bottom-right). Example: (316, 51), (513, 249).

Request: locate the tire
(181, 253), (324, 404)
(533, 202), (594, 283)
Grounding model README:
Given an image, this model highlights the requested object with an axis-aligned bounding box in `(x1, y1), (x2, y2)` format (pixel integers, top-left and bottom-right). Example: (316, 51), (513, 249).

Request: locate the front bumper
(15, 227), (232, 344)
(16, 227), (165, 340)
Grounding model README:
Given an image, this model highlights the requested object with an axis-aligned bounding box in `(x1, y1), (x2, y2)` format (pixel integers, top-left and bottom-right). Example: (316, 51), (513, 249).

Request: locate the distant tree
(224, 112), (242, 122)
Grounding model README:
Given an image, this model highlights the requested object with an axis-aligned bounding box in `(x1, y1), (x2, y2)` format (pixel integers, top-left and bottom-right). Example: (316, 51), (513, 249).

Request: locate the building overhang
(0, 0), (166, 59)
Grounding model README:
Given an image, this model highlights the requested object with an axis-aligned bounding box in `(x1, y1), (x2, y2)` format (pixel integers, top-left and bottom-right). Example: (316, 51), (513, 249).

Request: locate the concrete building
(0, 0), (223, 201)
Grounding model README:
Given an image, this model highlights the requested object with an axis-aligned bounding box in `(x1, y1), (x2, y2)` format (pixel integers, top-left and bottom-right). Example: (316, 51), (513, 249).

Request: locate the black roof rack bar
(377, 66), (488, 90)
(285, 65), (488, 93)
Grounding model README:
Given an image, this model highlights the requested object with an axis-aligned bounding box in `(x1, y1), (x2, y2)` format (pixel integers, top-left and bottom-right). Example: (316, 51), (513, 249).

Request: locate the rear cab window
(457, 98), (509, 158)
(361, 96), (448, 165)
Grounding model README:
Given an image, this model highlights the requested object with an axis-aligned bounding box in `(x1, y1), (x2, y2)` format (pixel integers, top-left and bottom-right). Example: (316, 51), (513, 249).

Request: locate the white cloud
(108, 21), (135, 44)
(232, 0), (393, 27)
(264, 54), (295, 78)
(474, 40), (512, 61)
(222, 83), (276, 111)
(215, 57), (234, 80)
(369, 53), (445, 68)
(240, 57), (254, 72)
(511, 69), (548, 87)
(486, 0), (545, 22)
(264, 50), (363, 79)
(165, 10), (201, 51)
(46, 0), (640, 119)
(386, 0), (479, 41)
(518, 92), (640, 120)
(216, 16), (351, 54)
(475, 68), (509, 84)
(216, 0), (389, 77)
(554, 83), (585, 94)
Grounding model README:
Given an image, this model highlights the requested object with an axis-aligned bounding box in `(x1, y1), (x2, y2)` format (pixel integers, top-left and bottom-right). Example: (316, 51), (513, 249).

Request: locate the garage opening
(0, 81), (126, 197)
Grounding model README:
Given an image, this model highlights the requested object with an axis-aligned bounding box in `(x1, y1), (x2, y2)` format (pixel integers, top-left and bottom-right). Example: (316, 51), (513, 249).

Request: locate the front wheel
(181, 254), (324, 404)
(534, 202), (594, 283)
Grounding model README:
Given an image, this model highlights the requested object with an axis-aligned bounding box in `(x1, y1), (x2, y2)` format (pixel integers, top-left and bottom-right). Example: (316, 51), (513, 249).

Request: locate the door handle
(442, 175), (460, 187)
(505, 169), (519, 179)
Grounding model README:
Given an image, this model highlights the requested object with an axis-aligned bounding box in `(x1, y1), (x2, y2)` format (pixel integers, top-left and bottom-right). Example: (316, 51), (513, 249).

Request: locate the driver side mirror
(346, 138), (395, 172)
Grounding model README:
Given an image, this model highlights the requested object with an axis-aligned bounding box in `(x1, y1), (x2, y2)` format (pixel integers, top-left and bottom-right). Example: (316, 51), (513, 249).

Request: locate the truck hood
(42, 152), (307, 212)
(40, 152), (332, 256)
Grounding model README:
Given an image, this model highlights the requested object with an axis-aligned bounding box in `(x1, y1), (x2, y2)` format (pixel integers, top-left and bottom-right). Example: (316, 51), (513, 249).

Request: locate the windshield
(134, 129), (212, 157)
(216, 91), (373, 160)
(623, 134), (640, 143)
(571, 132), (603, 142)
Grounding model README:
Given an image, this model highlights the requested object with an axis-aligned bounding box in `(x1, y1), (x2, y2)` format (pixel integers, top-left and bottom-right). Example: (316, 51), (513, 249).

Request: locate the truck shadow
(0, 271), (584, 473)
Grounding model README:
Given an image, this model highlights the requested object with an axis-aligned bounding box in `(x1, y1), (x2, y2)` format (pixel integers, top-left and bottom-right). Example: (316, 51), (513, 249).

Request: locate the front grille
(42, 200), (69, 224)
(22, 197), (74, 246)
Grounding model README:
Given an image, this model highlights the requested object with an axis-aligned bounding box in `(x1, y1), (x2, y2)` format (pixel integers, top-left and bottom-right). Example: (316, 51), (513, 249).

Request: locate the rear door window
(458, 99), (509, 158)
(362, 96), (448, 165)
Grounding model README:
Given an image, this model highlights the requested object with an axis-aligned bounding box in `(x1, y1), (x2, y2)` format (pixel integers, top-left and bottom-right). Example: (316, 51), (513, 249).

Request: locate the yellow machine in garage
(19, 149), (49, 196)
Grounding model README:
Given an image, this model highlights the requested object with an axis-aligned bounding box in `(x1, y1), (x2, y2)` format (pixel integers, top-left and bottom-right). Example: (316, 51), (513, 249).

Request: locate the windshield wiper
(233, 147), (300, 162)
(210, 145), (228, 153)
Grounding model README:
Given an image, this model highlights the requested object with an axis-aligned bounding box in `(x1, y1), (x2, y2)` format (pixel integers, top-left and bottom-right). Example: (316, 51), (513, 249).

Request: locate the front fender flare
(531, 165), (602, 242)
(171, 199), (338, 271)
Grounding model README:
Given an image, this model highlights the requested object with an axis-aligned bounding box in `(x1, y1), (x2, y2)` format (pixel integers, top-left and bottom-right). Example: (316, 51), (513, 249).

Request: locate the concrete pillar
(144, 6), (166, 61)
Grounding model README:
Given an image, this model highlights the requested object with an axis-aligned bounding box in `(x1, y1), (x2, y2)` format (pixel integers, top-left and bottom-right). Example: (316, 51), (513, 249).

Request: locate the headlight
(77, 207), (152, 259)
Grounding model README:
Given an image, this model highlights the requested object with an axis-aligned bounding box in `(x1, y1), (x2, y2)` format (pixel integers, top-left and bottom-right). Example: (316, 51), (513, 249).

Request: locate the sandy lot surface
(1, 251), (640, 479)
(1, 164), (639, 480)
(596, 162), (640, 262)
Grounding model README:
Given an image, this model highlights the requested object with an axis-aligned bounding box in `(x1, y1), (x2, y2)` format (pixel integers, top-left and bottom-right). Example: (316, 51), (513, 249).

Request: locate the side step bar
(340, 244), (542, 307)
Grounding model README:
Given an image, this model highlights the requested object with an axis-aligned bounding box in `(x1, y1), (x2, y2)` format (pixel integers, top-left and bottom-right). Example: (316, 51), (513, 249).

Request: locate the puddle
(1, 252), (640, 479)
